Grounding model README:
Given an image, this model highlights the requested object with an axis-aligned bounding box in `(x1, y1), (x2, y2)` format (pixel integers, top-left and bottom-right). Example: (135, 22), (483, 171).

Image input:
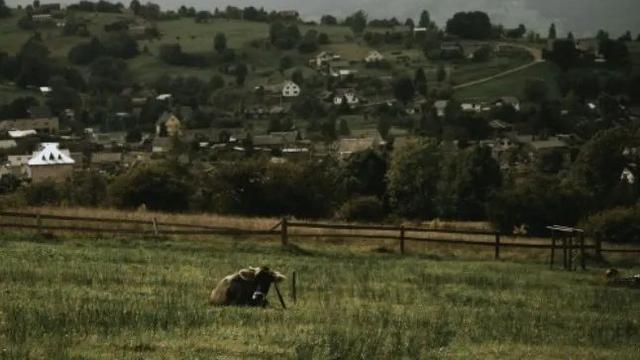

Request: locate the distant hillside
(7, 0), (638, 36)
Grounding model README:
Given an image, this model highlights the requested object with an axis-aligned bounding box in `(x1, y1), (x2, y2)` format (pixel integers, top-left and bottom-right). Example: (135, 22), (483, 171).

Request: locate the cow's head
(238, 267), (286, 307)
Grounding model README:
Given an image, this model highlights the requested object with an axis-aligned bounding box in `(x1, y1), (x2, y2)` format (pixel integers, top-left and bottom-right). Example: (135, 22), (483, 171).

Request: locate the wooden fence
(1, 211), (639, 265)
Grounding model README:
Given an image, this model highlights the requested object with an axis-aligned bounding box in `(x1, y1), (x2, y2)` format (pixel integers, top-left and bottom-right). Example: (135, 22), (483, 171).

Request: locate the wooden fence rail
(0, 212), (638, 263)
(281, 218), (640, 261)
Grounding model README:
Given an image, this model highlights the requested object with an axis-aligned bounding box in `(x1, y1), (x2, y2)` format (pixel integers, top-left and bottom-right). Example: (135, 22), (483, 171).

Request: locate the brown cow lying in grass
(209, 267), (286, 307)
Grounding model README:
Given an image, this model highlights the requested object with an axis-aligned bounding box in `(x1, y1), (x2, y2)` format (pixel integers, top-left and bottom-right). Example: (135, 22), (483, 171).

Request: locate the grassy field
(1, 230), (639, 359)
(454, 61), (562, 101)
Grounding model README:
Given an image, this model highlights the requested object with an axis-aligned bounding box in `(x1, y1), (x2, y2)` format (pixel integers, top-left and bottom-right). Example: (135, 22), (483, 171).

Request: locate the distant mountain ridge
(6, 0), (640, 36)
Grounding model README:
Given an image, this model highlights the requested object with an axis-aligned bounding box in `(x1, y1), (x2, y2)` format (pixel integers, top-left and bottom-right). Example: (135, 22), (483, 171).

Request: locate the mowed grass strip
(0, 233), (638, 359)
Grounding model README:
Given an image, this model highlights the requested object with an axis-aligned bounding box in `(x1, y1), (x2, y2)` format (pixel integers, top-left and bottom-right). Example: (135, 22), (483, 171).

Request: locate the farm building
(0, 106), (59, 134)
(434, 100), (449, 117)
(27, 143), (75, 183)
(494, 96), (521, 111)
(155, 112), (182, 137)
(365, 50), (385, 63)
(282, 81), (301, 98)
(333, 89), (360, 106)
(0, 140), (17, 150)
(310, 51), (340, 68)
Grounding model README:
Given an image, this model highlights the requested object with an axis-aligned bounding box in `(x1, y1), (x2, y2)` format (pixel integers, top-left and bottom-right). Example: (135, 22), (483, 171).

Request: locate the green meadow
(0, 233), (638, 359)
(454, 62), (562, 101)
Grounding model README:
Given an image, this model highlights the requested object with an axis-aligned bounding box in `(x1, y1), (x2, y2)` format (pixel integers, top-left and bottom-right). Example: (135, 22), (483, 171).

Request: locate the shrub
(108, 163), (193, 212)
(337, 196), (386, 222)
(582, 207), (640, 245)
(488, 176), (591, 235)
(22, 180), (62, 206)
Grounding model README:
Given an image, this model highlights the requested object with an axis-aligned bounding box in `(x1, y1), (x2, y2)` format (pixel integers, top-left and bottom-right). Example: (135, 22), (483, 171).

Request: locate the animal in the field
(209, 267), (286, 307)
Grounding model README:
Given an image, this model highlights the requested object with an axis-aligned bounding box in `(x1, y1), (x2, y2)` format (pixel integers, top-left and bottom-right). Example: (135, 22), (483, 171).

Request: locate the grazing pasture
(454, 61), (562, 101)
(0, 232), (638, 359)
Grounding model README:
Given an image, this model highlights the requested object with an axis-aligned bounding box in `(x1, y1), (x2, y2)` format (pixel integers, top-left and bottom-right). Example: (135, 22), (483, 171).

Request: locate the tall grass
(0, 234), (638, 359)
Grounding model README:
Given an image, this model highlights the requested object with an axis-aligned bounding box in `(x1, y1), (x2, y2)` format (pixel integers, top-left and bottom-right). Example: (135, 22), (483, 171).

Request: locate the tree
(568, 128), (639, 207)
(393, 77), (415, 104)
(209, 74), (224, 91)
(618, 30), (633, 41)
(599, 39), (629, 65)
(16, 37), (51, 87)
(548, 23), (556, 39)
(270, 22), (301, 50)
(472, 45), (492, 62)
(446, 11), (492, 40)
(546, 39), (579, 70)
(214, 32), (227, 53)
(89, 56), (130, 92)
(235, 63), (248, 86)
(506, 24), (526, 39)
(567, 31), (574, 41)
(387, 138), (442, 218)
(524, 78), (549, 103)
(129, 0), (141, 15)
(317, 33), (330, 45)
(596, 29), (609, 41)
(63, 170), (108, 206)
(488, 175), (590, 234)
(405, 18), (414, 30)
(0, 0), (11, 18)
(320, 15), (337, 25)
(279, 55), (293, 73)
(291, 69), (304, 86)
(345, 10), (367, 35)
(414, 68), (428, 96)
(22, 180), (61, 206)
(377, 116), (391, 138)
(298, 30), (318, 53)
(195, 11), (212, 23)
(267, 116), (282, 133)
(68, 37), (104, 65)
(436, 146), (501, 220)
(338, 118), (350, 136)
(320, 116), (337, 141)
(109, 163), (193, 211)
(340, 150), (387, 198)
(418, 10), (431, 28)
(437, 64), (446, 82)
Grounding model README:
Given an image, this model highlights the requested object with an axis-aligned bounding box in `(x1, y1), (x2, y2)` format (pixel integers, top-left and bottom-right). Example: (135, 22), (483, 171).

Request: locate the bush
(22, 180), (62, 206)
(109, 163), (193, 212)
(582, 207), (640, 245)
(337, 196), (385, 222)
(488, 176), (591, 235)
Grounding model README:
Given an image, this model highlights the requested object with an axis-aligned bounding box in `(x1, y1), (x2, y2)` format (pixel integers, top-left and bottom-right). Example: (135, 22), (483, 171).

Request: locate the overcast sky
(7, 0), (640, 36)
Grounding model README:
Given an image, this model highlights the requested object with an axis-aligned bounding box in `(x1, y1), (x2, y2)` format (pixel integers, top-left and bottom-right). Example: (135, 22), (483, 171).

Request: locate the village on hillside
(3, 2), (640, 359)
(0, 0), (638, 230)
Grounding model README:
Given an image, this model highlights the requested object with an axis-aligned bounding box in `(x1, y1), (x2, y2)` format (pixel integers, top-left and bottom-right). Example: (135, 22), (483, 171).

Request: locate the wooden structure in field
(547, 226), (586, 271)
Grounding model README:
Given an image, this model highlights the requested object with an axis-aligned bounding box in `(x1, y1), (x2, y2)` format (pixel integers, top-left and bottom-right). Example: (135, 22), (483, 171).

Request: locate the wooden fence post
(399, 226), (405, 255)
(152, 217), (159, 236)
(291, 271), (297, 304)
(580, 233), (586, 270)
(568, 235), (573, 271)
(562, 237), (568, 270)
(36, 214), (42, 234)
(595, 237), (602, 259)
(494, 232), (501, 260)
(281, 217), (288, 247)
(550, 232), (556, 269)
